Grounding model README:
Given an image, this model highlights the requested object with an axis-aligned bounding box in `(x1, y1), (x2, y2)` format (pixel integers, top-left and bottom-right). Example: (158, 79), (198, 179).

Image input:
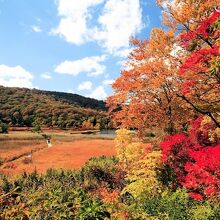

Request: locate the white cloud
(51, 0), (104, 44)
(94, 0), (143, 54)
(31, 25), (42, 32)
(55, 55), (106, 76)
(41, 72), (52, 80)
(102, 79), (115, 85)
(116, 59), (126, 66)
(88, 85), (107, 100)
(52, 0), (143, 55)
(160, 0), (175, 9)
(144, 15), (150, 27)
(114, 48), (133, 58)
(78, 81), (93, 91)
(68, 89), (74, 93)
(0, 65), (34, 88)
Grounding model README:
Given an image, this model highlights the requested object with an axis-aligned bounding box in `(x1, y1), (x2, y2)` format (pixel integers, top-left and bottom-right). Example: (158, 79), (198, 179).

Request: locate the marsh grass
(0, 131), (113, 152)
(0, 132), (43, 141)
(0, 140), (43, 150)
(0, 131), (114, 170)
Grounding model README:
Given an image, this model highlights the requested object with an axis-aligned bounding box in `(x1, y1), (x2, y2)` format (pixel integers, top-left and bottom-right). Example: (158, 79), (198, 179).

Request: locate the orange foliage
(107, 28), (189, 134)
(157, 0), (219, 30)
(107, 1), (220, 134)
(99, 187), (119, 204)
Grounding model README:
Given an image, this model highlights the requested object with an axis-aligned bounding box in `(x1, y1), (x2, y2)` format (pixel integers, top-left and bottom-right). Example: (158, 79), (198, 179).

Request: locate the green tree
(0, 121), (8, 133)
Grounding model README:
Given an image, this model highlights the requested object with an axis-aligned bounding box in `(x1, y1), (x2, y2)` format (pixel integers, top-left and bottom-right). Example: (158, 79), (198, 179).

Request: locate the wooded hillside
(0, 86), (110, 129)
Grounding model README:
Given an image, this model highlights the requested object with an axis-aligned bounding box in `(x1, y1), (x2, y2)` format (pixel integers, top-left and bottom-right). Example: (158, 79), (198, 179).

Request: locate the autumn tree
(157, 0), (219, 30)
(108, 0), (220, 135)
(107, 29), (190, 135)
(158, 0), (220, 127)
(178, 10), (220, 127)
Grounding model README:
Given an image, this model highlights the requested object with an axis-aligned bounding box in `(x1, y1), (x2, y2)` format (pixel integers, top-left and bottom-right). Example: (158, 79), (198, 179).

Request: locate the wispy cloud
(78, 81), (93, 91)
(68, 89), (74, 93)
(41, 72), (52, 80)
(31, 25), (42, 33)
(93, 0), (143, 54)
(55, 55), (106, 76)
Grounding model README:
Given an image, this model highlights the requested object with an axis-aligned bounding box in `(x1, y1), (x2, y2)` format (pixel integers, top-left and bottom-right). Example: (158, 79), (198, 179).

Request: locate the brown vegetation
(0, 138), (115, 176)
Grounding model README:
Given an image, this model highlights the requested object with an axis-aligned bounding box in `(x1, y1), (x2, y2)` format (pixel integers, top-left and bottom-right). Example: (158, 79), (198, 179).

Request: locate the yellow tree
(115, 129), (162, 200)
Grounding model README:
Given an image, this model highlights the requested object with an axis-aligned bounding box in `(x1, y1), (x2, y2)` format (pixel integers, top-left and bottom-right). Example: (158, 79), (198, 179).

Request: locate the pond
(98, 129), (116, 138)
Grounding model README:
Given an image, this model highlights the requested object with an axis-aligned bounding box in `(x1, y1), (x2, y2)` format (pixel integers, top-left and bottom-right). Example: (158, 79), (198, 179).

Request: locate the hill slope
(39, 90), (107, 111)
(0, 86), (110, 129)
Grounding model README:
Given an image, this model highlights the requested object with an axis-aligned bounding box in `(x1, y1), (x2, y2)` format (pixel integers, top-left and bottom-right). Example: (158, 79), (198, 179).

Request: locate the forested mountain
(0, 86), (111, 129)
(40, 90), (107, 111)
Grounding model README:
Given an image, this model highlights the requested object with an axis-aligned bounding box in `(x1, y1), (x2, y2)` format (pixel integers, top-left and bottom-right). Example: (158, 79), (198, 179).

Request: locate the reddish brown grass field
(0, 140), (45, 162)
(0, 139), (115, 176)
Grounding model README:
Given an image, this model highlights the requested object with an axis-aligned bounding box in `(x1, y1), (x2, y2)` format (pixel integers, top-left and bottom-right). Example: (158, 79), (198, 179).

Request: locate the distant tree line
(0, 86), (112, 130)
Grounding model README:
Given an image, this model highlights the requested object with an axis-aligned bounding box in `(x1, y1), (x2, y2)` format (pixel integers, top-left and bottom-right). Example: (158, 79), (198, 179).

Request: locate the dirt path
(0, 139), (115, 176)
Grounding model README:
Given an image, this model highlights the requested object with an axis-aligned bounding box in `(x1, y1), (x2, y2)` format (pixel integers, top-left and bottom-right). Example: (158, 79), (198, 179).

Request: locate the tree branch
(177, 94), (220, 127)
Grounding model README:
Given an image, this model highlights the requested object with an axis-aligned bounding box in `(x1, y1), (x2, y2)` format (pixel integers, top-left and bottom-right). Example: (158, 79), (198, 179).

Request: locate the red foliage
(161, 116), (220, 200)
(179, 45), (219, 75)
(184, 145), (220, 200)
(179, 10), (220, 97)
(181, 80), (196, 95)
(179, 11), (220, 47)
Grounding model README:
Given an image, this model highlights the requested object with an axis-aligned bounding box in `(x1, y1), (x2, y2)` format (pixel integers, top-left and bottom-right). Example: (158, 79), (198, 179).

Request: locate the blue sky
(0, 0), (162, 100)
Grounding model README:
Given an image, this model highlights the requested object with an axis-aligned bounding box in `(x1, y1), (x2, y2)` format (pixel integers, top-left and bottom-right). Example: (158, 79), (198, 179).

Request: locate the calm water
(98, 129), (116, 138)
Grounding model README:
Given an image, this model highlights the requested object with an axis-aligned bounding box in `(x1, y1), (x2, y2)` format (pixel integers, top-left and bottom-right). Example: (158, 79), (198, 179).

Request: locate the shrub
(122, 148), (162, 200)
(1, 176), (13, 193)
(0, 170), (110, 220)
(190, 203), (214, 220)
(0, 121), (8, 133)
(115, 129), (144, 170)
(124, 188), (192, 219)
(32, 124), (41, 133)
(160, 116), (220, 200)
(79, 156), (124, 190)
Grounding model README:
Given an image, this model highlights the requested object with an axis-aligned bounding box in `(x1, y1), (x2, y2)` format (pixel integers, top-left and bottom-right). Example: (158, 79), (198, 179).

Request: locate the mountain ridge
(0, 86), (110, 129)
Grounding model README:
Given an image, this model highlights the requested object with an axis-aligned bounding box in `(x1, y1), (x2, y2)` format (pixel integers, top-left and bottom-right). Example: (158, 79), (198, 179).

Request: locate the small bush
(32, 124), (41, 133)
(0, 121), (8, 133)
(79, 156), (125, 190)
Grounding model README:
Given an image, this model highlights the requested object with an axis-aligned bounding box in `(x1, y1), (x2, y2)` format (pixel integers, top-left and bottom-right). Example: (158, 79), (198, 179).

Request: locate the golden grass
(0, 130), (116, 177)
(0, 132), (43, 141)
(0, 139), (116, 176)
